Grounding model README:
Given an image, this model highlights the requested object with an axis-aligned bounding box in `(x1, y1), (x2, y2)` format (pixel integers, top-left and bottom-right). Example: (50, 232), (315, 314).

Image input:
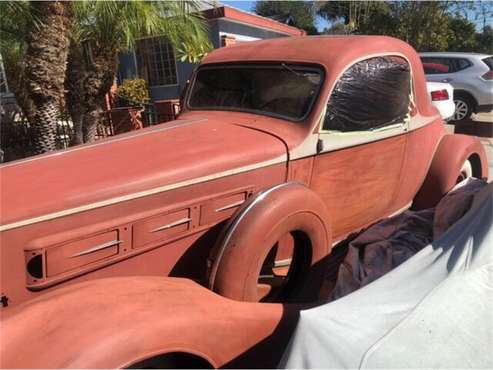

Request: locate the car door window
(421, 57), (454, 74)
(322, 56), (411, 132)
(421, 57), (471, 75)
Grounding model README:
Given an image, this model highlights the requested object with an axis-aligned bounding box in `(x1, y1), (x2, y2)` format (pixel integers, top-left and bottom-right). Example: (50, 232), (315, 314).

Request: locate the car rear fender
(413, 134), (488, 210)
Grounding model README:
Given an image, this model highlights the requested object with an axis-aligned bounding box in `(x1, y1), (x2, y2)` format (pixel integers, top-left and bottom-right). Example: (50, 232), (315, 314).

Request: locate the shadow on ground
(452, 118), (493, 138)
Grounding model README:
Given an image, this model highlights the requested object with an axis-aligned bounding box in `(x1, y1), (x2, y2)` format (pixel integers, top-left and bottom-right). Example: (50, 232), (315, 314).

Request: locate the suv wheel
(453, 94), (473, 121)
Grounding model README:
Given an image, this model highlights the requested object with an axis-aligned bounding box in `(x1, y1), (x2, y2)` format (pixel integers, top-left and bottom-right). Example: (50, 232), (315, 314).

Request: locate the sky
(221, 0), (331, 31)
(221, 0), (491, 32)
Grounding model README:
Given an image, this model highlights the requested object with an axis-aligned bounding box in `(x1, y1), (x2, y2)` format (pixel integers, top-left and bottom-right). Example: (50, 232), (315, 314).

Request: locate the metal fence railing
(142, 103), (159, 126)
(1, 100), (176, 163)
(0, 103), (112, 162)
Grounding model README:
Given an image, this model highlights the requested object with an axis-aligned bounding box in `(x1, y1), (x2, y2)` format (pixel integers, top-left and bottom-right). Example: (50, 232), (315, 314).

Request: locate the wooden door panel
(311, 135), (406, 238)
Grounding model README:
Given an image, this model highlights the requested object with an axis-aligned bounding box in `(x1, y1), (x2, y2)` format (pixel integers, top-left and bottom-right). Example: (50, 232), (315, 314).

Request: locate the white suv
(420, 52), (492, 121)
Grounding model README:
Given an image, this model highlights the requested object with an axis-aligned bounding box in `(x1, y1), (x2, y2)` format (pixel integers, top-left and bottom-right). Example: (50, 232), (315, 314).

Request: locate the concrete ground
(448, 112), (493, 181)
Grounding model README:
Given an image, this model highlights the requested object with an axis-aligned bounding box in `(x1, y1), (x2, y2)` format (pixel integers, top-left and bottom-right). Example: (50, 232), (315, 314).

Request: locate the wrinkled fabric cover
(328, 178), (486, 302)
(281, 179), (492, 368)
(328, 208), (434, 301)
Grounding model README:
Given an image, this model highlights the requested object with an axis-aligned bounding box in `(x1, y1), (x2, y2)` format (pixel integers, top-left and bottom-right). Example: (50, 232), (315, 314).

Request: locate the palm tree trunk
(70, 110), (84, 145)
(30, 100), (59, 154)
(24, 1), (72, 154)
(82, 108), (101, 143)
(66, 41), (87, 146)
(80, 48), (118, 143)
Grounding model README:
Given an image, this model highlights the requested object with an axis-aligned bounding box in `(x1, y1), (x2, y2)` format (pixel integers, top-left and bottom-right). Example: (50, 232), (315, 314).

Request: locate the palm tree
(67, 1), (211, 144)
(25, 1), (72, 153)
(0, 1), (72, 154)
(0, 2), (36, 124)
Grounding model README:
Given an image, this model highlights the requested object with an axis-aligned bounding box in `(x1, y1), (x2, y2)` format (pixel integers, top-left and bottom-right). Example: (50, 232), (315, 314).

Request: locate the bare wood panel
(311, 135), (406, 238)
(287, 157), (314, 186)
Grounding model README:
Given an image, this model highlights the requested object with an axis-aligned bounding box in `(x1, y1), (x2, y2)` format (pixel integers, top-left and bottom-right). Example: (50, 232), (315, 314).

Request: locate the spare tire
(207, 182), (332, 303)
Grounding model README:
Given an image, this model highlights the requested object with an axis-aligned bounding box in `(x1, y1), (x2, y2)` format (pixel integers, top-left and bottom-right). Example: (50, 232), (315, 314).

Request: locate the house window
(323, 56), (411, 132)
(136, 37), (178, 87)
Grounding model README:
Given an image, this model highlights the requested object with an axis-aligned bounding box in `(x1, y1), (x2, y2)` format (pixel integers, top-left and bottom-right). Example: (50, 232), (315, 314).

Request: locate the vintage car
(2, 178), (492, 369)
(0, 36), (488, 314)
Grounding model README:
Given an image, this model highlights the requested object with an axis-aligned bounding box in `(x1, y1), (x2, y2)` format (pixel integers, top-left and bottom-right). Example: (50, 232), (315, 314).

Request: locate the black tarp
(324, 56), (411, 132)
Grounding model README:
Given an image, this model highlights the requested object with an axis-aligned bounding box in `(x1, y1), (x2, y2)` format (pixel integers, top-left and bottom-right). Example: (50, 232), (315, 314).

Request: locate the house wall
(116, 19), (292, 103)
(214, 18), (289, 45)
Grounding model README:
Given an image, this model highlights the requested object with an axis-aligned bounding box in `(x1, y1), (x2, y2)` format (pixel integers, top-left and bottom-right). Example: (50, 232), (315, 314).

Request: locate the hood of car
(0, 117), (287, 227)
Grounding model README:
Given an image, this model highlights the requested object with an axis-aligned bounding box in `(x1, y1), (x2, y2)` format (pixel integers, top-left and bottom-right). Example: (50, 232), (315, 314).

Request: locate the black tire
(452, 93), (473, 122)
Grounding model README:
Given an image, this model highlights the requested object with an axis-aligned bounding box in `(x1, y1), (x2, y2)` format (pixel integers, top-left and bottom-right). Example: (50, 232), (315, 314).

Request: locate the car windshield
(188, 64), (323, 121)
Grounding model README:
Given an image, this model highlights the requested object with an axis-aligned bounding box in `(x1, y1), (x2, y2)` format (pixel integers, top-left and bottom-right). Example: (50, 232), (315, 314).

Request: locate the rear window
(482, 57), (493, 70)
(188, 64), (323, 121)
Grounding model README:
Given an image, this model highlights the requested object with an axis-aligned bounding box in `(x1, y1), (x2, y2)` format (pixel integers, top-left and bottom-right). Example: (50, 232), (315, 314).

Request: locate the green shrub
(116, 78), (150, 106)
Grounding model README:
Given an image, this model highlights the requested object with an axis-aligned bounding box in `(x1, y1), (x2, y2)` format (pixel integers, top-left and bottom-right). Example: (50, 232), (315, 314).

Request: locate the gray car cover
(281, 180), (493, 368)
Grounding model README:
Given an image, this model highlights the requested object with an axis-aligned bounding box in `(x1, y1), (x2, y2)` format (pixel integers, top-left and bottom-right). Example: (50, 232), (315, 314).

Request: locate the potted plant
(109, 78), (150, 134)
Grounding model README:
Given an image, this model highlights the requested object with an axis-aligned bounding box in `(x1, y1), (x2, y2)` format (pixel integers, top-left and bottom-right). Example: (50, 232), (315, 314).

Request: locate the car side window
(421, 57), (471, 74)
(323, 56), (411, 132)
(421, 57), (453, 74)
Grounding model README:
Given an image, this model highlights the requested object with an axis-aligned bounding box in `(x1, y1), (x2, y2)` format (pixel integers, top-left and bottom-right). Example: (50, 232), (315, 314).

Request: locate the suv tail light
(481, 71), (493, 80)
(431, 89), (449, 101)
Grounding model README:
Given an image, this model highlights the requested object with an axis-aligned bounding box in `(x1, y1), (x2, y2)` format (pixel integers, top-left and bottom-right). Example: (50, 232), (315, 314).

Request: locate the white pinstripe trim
(0, 155), (287, 232)
(289, 113), (439, 160)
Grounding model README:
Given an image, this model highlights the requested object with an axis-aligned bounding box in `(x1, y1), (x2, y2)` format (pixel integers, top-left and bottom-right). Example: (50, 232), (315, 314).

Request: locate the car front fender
(0, 277), (294, 369)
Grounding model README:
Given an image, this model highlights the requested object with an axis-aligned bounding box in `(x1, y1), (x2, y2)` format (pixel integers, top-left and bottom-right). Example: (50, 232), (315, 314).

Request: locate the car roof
(204, 35), (418, 67)
(419, 52), (491, 59)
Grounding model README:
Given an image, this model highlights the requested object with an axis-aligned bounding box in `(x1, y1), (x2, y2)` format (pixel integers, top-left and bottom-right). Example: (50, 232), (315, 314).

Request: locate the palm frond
(71, 0), (210, 61)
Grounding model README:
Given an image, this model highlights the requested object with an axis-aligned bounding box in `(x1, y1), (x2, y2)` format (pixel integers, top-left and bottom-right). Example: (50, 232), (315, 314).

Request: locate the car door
(310, 56), (411, 240)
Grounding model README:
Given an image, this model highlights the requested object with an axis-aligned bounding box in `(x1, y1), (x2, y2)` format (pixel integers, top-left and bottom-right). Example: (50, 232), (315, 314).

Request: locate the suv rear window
(482, 57), (493, 70)
(188, 64), (323, 121)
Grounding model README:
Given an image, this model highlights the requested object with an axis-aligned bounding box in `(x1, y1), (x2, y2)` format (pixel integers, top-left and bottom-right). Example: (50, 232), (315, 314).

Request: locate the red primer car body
(0, 36), (488, 368)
